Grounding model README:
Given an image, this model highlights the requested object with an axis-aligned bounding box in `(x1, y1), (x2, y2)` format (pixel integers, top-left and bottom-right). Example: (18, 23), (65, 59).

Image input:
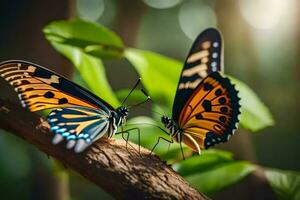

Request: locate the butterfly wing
(172, 28), (223, 121)
(48, 106), (111, 153)
(178, 72), (240, 153)
(0, 60), (114, 112)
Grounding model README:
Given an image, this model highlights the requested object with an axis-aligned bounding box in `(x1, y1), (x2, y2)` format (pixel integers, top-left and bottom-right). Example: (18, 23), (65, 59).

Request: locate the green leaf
(47, 41), (120, 107)
(229, 76), (275, 131)
(125, 48), (182, 110)
(172, 149), (233, 176)
(44, 19), (124, 59)
(183, 161), (255, 196)
(265, 169), (300, 200)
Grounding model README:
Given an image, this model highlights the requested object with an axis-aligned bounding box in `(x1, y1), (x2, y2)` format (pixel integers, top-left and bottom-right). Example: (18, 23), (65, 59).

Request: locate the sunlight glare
(239, 0), (286, 30)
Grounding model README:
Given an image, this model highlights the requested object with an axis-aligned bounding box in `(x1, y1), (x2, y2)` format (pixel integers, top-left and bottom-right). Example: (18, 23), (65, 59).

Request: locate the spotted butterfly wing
(48, 106), (111, 152)
(179, 72), (240, 153)
(0, 60), (114, 112)
(170, 28), (240, 154)
(173, 28), (223, 122)
(0, 60), (115, 152)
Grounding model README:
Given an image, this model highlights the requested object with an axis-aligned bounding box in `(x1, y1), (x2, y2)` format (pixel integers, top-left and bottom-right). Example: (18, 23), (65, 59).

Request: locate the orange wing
(178, 72), (240, 153)
(0, 61), (112, 112)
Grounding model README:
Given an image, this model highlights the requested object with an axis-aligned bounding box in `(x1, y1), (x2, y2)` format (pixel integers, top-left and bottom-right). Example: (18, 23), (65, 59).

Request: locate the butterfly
(0, 60), (142, 153)
(158, 28), (241, 156)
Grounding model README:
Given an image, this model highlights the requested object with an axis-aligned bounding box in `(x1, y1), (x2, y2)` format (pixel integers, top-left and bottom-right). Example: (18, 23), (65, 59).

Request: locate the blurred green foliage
(44, 20), (122, 107)
(41, 18), (299, 199)
(265, 169), (300, 200)
(229, 76), (274, 131)
(179, 160), (255, 196)
(125, 48), (182, 109)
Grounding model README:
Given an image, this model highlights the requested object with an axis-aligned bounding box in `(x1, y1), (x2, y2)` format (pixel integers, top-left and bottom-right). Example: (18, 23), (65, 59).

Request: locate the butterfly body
(161, 116), (182, 143)
(160, 28), (241, 155)
(0, 60), (130, 152)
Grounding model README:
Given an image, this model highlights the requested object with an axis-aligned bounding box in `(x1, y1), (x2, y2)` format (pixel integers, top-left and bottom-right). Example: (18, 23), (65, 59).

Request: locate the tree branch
(0, 99), (209, 200)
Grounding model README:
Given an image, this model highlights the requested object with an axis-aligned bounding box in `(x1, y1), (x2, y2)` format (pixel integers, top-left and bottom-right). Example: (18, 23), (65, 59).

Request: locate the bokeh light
(178, 0), (217, 40)
(143, 0), (182, 9)
(76, 0), (105, 21)
(239, 0), (286, 30)
(239, 0), (298, 74)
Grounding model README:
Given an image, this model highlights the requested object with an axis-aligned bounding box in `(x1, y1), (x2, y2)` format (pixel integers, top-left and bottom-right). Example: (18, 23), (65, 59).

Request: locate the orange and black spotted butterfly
(156, 28), (241, 157)
(0, 60), (144, 153)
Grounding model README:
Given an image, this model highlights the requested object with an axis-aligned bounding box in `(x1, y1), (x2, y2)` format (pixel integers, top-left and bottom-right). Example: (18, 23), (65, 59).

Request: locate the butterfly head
(161, 115), (180, 137)
(117, 106), (129, 118)
(161, 115), (171, 126)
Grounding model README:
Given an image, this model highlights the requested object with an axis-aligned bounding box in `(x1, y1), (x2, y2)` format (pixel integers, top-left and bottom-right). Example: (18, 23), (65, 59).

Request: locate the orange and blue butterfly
(0, 60), (145, 153)
(152, 28), (241, 157)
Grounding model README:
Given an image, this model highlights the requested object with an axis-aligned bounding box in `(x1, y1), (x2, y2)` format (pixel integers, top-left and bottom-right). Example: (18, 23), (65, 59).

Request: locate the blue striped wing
(47, 106), (110, 153)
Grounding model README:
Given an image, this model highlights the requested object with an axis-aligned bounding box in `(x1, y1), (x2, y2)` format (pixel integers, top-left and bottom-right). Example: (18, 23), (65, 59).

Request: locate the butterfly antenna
(140, 91), (167, 116)
(129, 88), (151, 108)
(129, 88), (169, 116)
(121, 78), (141, 105)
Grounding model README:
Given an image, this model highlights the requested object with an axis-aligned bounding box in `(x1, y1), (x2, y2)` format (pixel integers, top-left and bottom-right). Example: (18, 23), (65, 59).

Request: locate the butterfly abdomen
(108, 112), (119, 138)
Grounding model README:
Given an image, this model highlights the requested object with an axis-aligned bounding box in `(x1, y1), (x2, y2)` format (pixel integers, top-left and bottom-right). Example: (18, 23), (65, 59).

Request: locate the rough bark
(0, 99), (209, 200)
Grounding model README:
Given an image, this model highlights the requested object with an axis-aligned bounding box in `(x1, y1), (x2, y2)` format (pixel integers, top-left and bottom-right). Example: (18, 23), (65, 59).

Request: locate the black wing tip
(194, 28), (222, 42)
(202, 27), (221, 34)
(189, 28), (222, 55)
(204, 72), (241, 149)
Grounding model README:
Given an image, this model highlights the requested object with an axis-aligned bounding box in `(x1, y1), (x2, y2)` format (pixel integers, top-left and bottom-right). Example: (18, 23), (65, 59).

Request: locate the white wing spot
(211, 62), (217, 67)
(213, 42), (219, 48)
(50, 118), (58, 122)
(211, 62), (217, 71)
(212, 52), (218, 58)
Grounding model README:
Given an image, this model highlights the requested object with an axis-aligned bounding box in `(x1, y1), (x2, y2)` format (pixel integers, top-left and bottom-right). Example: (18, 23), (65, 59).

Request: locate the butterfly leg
(122, 127), (141, 154)
(119, 127), (131, 152)
(120, 126), (129, 150)
(116, 127), (141, 155)
(122, 132), (130, 150)
(149, 137), (174, 156)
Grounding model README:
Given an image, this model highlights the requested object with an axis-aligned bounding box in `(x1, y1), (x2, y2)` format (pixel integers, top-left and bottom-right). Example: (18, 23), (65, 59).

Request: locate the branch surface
(0, 99), (209, 200)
